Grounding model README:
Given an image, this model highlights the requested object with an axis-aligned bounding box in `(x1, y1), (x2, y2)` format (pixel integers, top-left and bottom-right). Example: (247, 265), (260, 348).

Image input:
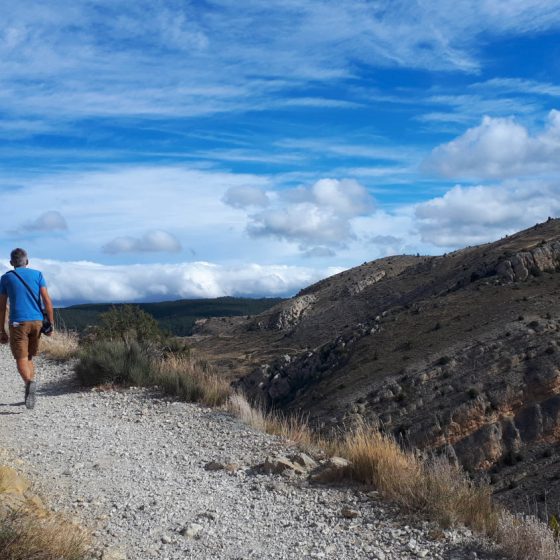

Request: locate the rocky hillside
(193, 218), (560, 515)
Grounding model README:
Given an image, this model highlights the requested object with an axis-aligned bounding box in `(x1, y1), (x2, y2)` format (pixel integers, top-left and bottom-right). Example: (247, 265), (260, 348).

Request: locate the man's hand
(0, 331), (8, 344)
(45, 328), (54, 337)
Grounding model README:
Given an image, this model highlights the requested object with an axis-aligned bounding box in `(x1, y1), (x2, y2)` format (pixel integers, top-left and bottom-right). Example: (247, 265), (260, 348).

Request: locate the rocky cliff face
(351, 319), (560, 470)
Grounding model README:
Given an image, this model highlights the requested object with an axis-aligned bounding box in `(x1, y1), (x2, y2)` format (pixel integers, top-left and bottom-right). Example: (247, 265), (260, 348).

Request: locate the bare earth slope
(0, 346), (497, 560)
(193, 218), (560, 516)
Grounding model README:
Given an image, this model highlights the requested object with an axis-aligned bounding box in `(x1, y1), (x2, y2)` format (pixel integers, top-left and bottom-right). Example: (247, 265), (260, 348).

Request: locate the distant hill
(55, 297), (285, 336)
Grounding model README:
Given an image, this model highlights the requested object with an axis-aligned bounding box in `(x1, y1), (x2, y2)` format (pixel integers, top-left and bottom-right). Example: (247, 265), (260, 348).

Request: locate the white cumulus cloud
(415, 181), (560, 247)
(248, 178), (374, 248)
(424, 110), (560, 179)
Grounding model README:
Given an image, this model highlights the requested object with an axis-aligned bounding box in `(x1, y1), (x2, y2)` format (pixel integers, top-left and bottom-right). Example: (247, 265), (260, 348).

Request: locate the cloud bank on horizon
(1, 0), (559, 304)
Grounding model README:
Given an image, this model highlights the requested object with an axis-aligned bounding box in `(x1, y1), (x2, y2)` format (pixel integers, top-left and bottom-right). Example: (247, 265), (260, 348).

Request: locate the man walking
(0, 248), (54, 409)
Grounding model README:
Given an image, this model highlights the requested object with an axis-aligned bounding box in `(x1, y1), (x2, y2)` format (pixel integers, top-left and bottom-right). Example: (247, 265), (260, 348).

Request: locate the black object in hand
(41, 319), (53, 335)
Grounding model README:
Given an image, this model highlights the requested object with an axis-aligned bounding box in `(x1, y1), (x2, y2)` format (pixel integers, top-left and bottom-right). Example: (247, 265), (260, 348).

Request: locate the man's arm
(40, 287), (54, 336)
(0, 294), (8, 343)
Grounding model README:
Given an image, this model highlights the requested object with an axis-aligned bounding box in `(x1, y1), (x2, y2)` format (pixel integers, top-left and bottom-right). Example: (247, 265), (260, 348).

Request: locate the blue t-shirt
(0, 268), (47, 323)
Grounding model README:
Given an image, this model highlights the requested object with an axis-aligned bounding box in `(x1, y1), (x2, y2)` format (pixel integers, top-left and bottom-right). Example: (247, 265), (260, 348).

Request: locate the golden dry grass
(227, 393), (315, 448)
(323, 421), (497, 533)
(0, 509), (89, 560)
(40, 330), (79, 361)
(155, 354), (232, 407)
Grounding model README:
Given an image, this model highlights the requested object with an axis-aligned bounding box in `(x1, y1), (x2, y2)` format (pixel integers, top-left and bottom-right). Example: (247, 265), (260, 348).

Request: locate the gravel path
(0, 345), (503, 560)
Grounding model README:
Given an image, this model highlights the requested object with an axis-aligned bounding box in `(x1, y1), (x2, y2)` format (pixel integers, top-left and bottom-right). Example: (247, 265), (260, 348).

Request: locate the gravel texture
(0, 345), (504, 560)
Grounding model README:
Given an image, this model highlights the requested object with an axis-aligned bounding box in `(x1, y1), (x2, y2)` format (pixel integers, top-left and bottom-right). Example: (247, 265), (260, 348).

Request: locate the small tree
(94, 305), (163, 344)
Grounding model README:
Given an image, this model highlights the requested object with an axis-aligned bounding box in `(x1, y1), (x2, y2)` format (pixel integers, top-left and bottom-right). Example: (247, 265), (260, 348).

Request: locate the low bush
(496, 511), (560, 560)
(75, 339), (153, 387)
(467, 387), (479, 399)
(75, 337), (230, 408)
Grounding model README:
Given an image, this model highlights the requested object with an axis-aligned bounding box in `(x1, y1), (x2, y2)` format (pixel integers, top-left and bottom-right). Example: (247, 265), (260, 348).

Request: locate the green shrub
(93, 305), (164, 344)
(549, 515), (559, 539)
(75, 339), (154, 386)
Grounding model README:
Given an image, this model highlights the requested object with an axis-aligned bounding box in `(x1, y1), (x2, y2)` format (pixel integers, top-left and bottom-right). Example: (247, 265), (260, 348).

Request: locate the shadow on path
(38, 375), (86, 398)
(0, 401), (24, 415)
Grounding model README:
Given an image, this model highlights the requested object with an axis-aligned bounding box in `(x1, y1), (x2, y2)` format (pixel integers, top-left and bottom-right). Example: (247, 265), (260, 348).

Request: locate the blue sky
(1, 0), (560, 304)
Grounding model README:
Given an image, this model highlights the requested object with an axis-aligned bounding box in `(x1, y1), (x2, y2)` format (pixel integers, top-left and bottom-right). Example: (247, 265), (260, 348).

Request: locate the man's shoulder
(26, 268), (47, 286)
(0, 271), (12, 292)
(19, 268), (43, 277)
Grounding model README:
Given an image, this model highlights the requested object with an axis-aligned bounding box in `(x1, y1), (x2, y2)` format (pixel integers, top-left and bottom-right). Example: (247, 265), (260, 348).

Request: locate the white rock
(181, 522), (204, 539)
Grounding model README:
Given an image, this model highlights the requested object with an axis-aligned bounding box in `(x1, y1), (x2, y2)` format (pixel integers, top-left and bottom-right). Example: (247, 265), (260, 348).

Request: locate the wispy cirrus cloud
(4, 0), (560, 127)
(471, 77), (560, 98)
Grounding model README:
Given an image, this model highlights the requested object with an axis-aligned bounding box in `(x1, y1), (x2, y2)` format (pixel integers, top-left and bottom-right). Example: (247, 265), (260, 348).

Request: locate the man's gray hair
(10, 248), (28, 268)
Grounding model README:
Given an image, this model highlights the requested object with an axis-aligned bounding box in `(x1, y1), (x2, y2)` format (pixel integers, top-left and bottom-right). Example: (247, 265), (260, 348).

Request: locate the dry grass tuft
(421, 457), (496, 533)
(40, 330), (79, 361)
(332, 423), (423, 501)
(330, 422), (497, 532)
(0, 509), (89, 560)
(155, 354), (232, 407)
(227, 393), (315, 448)
(496, 511), (560, 560)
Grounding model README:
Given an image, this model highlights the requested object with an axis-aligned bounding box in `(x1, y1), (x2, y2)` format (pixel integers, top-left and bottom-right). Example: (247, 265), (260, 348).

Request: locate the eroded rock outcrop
(497, 240), (560, 282)
(346, 270), (386, 296)
(265, 294), (317, 330)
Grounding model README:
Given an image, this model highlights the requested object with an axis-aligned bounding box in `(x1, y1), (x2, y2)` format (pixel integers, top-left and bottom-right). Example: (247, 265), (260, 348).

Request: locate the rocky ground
(0, 345), (504, 560)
